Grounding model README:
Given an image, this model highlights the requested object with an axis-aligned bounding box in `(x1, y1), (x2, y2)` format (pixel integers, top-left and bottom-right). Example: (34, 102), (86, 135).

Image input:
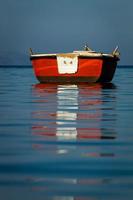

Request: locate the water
(0, 66), (133, 200)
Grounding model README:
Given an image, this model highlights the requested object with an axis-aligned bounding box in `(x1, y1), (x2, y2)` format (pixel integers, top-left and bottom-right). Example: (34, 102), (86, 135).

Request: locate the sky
(0, 0), (133, 65)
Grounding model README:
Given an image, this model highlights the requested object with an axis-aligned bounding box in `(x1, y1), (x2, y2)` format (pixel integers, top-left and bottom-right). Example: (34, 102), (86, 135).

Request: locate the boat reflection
(32, 83), (117, 143)
(31, 83), (117, 198)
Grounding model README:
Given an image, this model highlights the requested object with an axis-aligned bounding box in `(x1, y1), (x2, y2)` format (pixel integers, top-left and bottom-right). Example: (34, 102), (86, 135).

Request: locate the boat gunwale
(30, 53), (119, 61)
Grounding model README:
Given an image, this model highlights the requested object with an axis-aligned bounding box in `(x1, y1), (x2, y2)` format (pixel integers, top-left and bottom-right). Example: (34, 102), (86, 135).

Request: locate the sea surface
(0, 66), (133, 200)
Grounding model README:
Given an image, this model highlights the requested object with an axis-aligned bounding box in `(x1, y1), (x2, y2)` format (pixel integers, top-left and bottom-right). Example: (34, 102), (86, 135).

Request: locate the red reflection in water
(30, 83), (116, 198)
(32, 83), (116, 142)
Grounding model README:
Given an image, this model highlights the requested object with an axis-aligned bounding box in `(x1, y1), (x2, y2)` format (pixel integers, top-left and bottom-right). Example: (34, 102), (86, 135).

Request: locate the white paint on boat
(57, 54), (78, 74)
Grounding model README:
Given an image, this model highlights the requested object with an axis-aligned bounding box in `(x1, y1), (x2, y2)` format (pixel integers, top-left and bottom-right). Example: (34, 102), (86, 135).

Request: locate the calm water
(0, 66), (133, 200)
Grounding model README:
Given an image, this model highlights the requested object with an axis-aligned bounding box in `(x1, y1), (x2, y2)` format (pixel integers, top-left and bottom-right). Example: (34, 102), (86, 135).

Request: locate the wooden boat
(29, 45), (120, 83)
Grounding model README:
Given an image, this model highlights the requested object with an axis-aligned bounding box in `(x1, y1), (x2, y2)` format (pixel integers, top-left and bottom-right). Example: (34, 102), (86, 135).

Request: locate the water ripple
(0, 67), (133, 200)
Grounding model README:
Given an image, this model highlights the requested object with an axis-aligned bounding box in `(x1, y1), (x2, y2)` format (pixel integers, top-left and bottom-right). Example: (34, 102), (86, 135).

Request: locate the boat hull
(31, 56), (118, 83)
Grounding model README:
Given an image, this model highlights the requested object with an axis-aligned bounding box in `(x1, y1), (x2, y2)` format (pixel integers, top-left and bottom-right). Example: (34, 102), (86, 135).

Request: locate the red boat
(30, 45), (120, 83)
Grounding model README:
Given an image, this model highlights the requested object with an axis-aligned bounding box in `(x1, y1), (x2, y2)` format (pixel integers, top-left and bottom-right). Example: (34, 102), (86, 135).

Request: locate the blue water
(0, 66), (133, 200)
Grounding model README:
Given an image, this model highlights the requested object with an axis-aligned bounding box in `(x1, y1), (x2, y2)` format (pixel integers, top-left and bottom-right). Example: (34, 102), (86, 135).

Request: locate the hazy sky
(0, 0), (133, 65)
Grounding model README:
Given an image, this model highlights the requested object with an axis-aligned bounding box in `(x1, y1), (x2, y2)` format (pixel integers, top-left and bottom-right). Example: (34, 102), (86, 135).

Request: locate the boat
(29, 45), (120, 83)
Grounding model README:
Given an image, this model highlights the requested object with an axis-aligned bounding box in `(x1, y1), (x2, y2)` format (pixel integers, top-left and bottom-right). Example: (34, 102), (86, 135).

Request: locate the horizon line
(0, 64), (133, 68)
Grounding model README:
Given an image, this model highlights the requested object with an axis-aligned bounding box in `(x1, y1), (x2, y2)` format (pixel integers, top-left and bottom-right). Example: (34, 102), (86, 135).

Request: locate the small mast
(83, 44), (93, 51)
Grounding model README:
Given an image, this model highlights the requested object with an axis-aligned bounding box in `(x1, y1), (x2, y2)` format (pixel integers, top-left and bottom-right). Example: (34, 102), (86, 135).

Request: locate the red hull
(30, 50), (119, 83)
